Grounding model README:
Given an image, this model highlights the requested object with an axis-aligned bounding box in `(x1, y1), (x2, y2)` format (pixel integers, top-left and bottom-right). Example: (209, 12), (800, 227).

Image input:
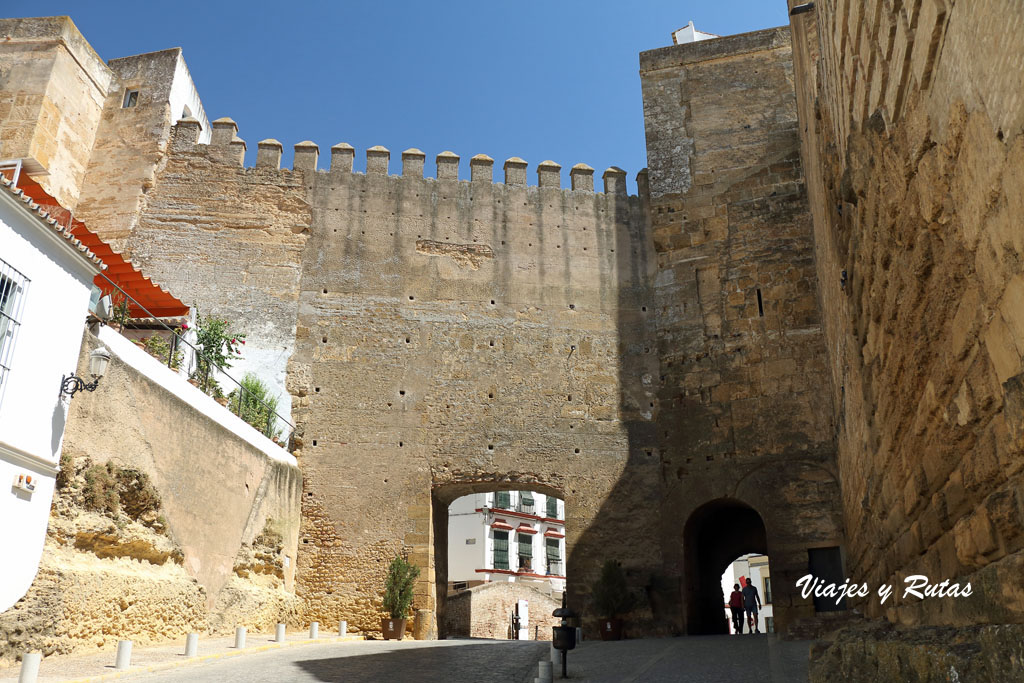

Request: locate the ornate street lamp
(59, 346), (111, 398)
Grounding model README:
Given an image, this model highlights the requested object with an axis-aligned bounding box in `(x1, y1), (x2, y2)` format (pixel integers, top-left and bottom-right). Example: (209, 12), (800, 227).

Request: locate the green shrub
(229, 373), (281, 439)
(81, 461), (163, 525)
(143, 334), (182, 370)
(83, 462), (119, 515)
(56, 452), (74, 490)
(382, 554), (421, 619)
(115, 467), (161, 519)
(591, 560), (637, 618)
(191, 309), (245, 395)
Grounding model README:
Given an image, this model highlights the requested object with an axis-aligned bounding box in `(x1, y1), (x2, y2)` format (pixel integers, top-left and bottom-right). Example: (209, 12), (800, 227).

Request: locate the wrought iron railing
(94, 269), (295, 448)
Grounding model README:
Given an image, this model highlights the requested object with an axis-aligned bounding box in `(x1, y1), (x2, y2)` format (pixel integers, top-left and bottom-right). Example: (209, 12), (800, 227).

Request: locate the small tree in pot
(591, 559), (636, 640)
(381, 554), (420, 640)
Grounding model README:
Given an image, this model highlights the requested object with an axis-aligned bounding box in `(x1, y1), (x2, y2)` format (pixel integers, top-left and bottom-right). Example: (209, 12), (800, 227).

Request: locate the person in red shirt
(728, 583), (744, 634)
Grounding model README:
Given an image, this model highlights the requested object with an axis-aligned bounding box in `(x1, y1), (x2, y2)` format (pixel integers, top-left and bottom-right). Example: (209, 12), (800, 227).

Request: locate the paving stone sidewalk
(554, 634), (811, 682)
(0, 630), (365, 683)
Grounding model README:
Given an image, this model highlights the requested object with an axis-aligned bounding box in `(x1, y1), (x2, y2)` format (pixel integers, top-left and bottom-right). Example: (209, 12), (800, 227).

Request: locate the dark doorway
(683, 498), (768, 634)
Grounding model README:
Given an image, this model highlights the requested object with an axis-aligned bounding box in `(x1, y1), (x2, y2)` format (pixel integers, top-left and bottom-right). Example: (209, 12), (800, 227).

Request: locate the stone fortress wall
(788, 0), (1024, 626)
(1, 3), (1023, 665)
(638, 26), (844, 635)
(157, 120), (665, 637)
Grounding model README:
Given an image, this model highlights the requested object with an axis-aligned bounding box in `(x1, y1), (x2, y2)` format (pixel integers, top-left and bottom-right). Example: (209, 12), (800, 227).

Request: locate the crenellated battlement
(170, 118), (643, 197)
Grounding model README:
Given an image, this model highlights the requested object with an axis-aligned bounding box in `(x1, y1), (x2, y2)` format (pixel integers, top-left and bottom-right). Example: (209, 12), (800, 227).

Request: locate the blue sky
(9, 1), (789, 191)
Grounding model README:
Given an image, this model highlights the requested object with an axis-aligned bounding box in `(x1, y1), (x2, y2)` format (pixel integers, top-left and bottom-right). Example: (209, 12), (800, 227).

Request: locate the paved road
(128, 635), (808, 683)
(130, 639), (547, 683)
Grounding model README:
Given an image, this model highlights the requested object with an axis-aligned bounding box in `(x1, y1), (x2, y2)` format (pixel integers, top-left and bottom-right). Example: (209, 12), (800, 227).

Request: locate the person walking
(742, 577), (762, 633)
(728, 583), (744, 634)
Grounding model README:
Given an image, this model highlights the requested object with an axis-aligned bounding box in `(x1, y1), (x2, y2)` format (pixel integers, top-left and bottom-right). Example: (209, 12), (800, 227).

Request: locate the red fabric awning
(10, 174), (189, 318)
(490, 520), (514, 531)
(543, 528), (565, 538)
(516, 524), (538, 535)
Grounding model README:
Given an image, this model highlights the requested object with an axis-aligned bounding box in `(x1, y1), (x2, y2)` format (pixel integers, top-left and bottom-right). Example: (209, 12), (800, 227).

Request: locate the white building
(0, 175), (106, 612)
(672, 21), (719, 45)
(448, 490), (566, 594)
(721, 553), (774, 634)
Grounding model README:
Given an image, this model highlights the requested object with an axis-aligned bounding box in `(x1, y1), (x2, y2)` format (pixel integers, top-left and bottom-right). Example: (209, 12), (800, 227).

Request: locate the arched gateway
(287, 25), (848, 639)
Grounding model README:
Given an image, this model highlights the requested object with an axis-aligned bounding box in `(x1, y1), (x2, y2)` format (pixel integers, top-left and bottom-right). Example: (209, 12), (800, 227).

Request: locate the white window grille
(0, 259), (30, 408)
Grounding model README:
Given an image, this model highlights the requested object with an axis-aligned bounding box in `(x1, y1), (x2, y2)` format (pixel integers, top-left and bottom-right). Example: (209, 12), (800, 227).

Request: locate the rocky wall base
(809, 621), (1024, 682)
(0, 458), (302, 667)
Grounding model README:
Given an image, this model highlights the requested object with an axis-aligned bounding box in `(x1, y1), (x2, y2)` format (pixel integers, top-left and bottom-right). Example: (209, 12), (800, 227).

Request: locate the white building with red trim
(447, 490), (566, 594)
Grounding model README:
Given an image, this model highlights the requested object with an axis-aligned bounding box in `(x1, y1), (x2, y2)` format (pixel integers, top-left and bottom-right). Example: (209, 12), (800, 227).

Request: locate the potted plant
(591, 559), (636, 640)
(381, 554), (420, 640)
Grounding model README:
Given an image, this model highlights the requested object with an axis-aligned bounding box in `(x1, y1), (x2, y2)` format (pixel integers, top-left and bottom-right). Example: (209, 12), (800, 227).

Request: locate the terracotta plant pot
(381, 617), (406, 640)
(187, 379), (200, 387)
(215, 397), (229, 406)
(599, 618), (623, 641)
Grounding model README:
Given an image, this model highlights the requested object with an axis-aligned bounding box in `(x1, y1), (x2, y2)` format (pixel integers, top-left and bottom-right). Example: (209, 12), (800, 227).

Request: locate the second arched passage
(683, 498), (767, 635)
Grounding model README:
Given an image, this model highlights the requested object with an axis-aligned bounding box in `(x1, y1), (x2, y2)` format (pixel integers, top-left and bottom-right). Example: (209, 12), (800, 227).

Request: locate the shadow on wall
(564, 178), (667, 637)
(683, 499), (767, 635)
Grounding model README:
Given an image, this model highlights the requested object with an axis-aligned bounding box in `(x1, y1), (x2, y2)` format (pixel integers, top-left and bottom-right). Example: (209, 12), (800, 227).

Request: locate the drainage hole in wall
(567, 394), (572, 401)
(488, 393), (494, 399)
(487, 444), (494, 451)
(641, 306), (647, 312)
(405, 337), (411, 343)
(315, 387), (320, 393)
(322, 336), (328, 343)
(568, 304), (575, 310)
(409, 295), (415, 301)
(399, 390), (406, 396)
(490, 300), (495, 305)
(312, 440), (318, 446)
(574, 448), (580, 454)
(399, 441), (404, 447)
(323, 289), (328, 294)
(489, 340), (494, 347)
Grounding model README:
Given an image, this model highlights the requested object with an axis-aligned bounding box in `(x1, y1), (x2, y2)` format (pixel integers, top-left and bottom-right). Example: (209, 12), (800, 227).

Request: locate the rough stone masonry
(2, 3), (1023, 671)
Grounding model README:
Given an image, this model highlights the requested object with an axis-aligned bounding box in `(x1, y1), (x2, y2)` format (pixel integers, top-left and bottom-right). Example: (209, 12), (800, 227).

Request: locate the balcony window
(545, 538), (562, 575)
(518, 492), (535, 514)
(493, 530), (509, 570)
(517, 533), (532, 571)
(546, 496), (559, 519)
(494, 491), (510, 510)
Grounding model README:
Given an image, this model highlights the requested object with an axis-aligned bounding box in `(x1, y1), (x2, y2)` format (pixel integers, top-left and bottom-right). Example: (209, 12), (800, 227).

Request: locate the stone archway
(430, 478), (567, 639)
(682, 498), (767, 635)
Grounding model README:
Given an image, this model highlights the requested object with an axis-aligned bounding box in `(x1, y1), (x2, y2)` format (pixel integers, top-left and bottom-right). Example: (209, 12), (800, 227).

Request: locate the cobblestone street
(119, 635), (807, 682)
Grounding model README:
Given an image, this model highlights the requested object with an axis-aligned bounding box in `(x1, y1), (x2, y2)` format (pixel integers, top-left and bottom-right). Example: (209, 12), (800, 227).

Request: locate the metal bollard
(576, 626), (583, 642)
(339, 620), (347, 637)
(115, 640), (133, 670)
(18, 652), (41, 683)
(185, 633), (198, 657)
(235, 626), (247, 649)
(275, 623), (286, 642)
(309, 622), (319, 639)
(538, 660), (553, 683)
